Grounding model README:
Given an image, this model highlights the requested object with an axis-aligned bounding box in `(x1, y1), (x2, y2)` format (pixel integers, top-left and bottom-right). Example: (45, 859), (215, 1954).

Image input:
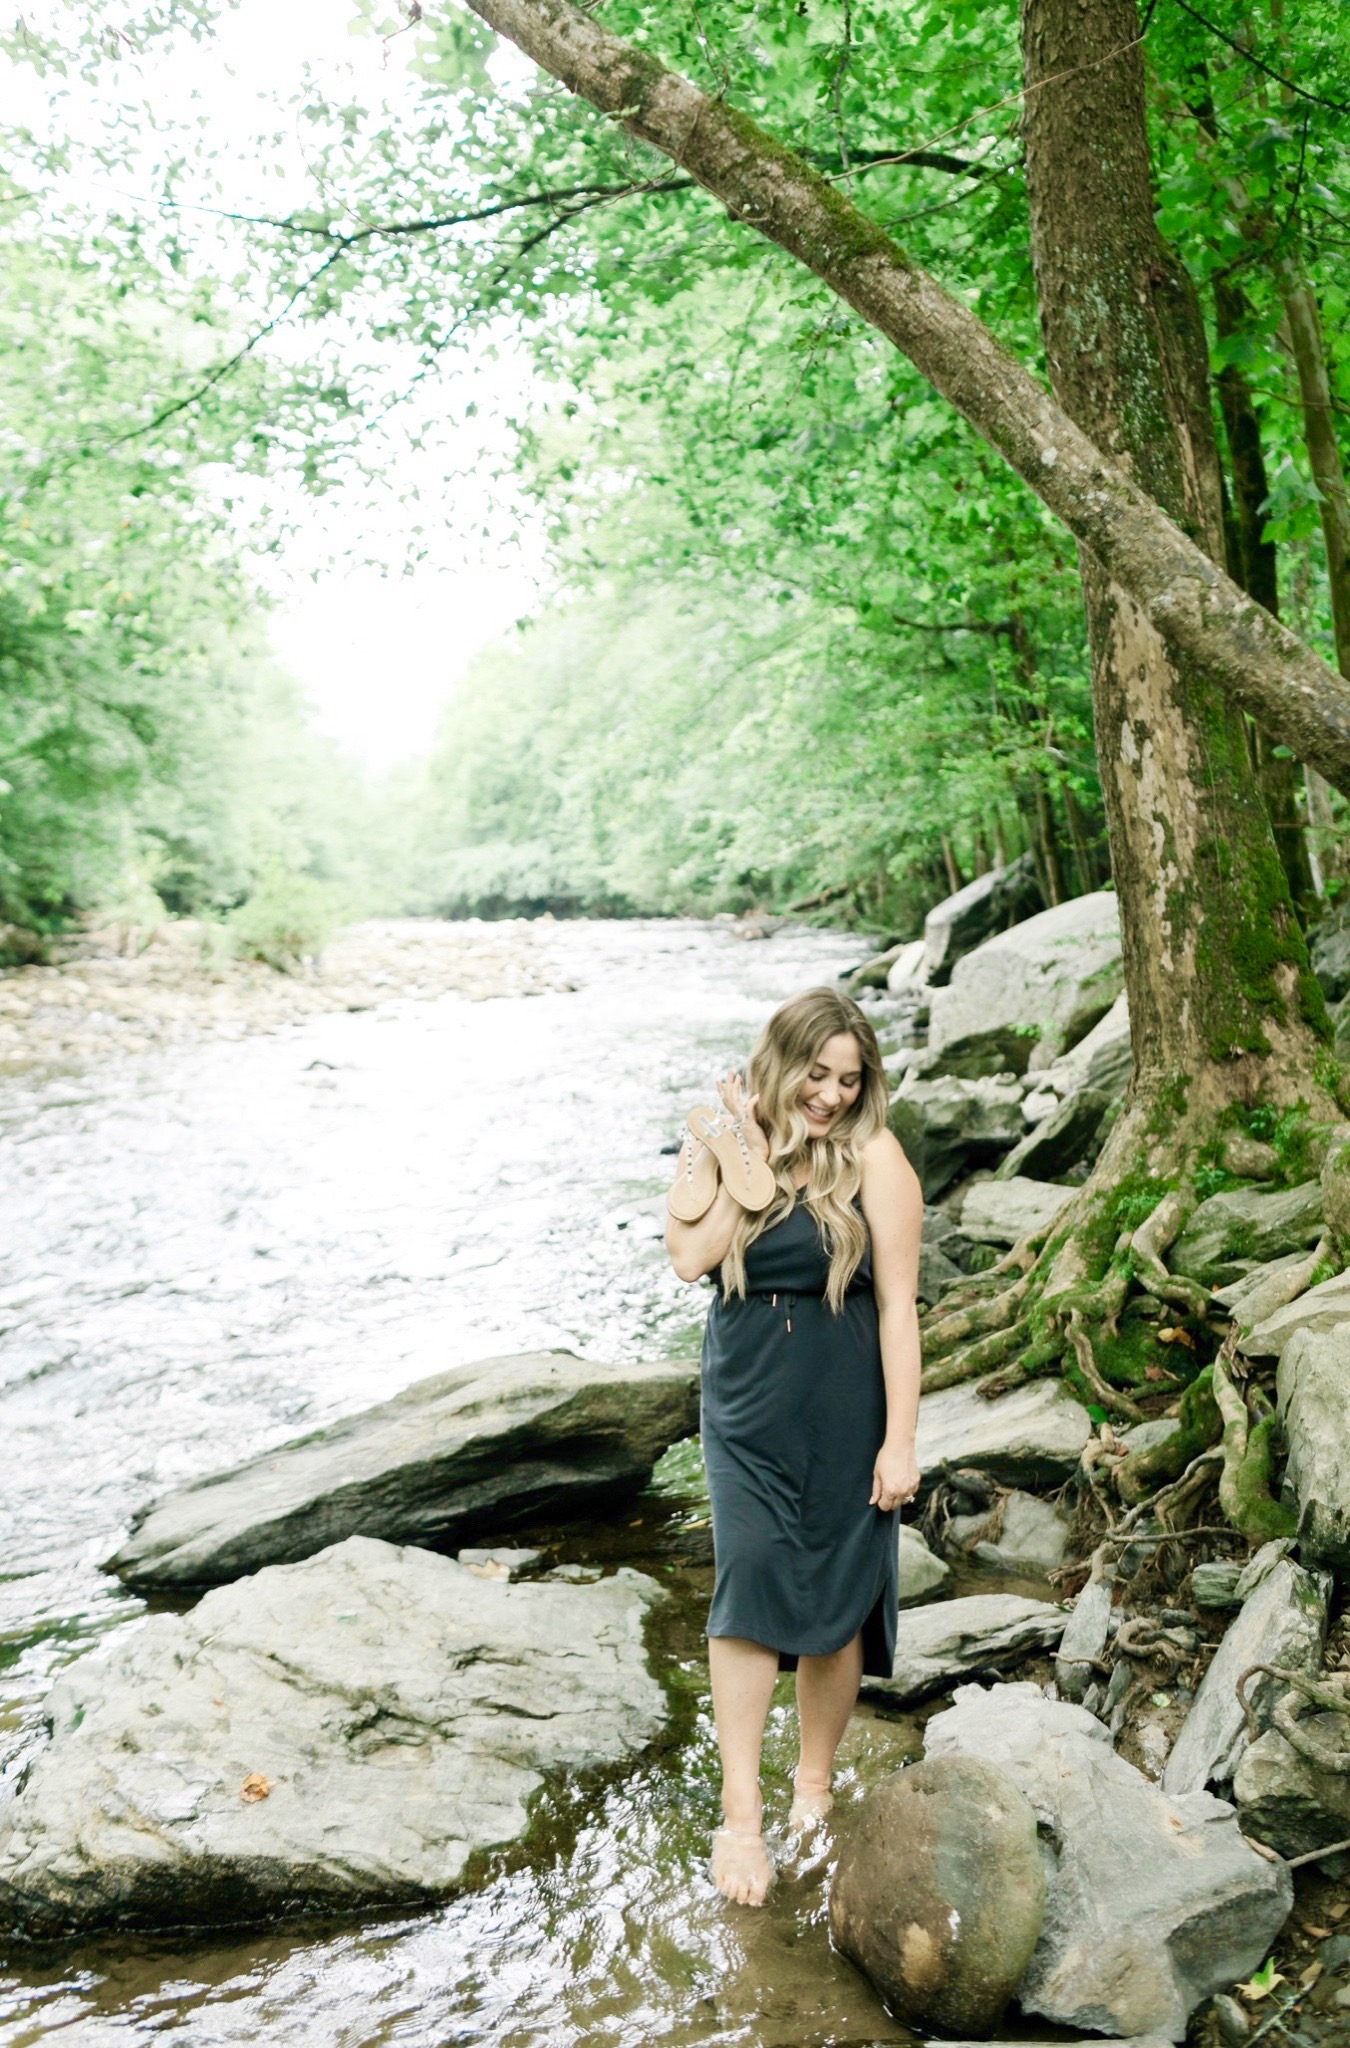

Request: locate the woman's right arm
(665, 1179), (743, 1282)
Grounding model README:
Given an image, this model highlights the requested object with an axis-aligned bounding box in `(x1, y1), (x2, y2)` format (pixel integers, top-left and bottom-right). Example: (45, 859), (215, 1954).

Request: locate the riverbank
(0, 917), (566, 1070)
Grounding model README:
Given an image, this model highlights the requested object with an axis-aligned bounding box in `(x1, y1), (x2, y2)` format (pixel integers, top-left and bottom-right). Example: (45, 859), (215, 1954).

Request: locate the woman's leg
(791, 1631), (864, 1823)
(707, 1634), (779, 1905)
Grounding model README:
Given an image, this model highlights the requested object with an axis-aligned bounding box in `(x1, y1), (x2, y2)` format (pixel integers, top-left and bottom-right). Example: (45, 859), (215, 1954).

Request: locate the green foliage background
(5, 0), (1350, 945)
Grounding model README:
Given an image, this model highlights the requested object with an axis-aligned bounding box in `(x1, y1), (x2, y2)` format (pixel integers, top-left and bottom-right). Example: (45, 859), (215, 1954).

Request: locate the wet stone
(0, 1537), (669, 1941)
(829, 1753), (1045, 2035)
(107, 1350), (700, 1591)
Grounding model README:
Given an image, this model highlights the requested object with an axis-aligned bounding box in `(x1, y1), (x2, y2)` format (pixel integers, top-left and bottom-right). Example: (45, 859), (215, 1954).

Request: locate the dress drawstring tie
(770, 1291), (797, 1334)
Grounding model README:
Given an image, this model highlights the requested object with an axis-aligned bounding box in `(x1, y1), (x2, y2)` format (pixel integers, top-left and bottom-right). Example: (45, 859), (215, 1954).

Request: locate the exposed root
(1212, 1342), (1297, 1543)
(921, 1316), (1031, 1393)
(922, 1271), (1032, 1363)
(1064, 1309), (1146, 1424)
(1113, 1614), (1194, 1677)
(1237, 1664), (1350, 1772)
(1221, 1232), (1333, 1339)
(1129, 1189), (1211, 1320)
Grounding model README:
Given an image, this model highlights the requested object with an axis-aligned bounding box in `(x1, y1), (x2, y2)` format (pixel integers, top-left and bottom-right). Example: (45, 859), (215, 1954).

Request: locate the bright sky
(14, 0), (548, 772)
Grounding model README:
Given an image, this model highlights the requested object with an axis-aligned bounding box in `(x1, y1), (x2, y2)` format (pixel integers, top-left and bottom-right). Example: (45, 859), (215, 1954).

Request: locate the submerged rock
(107, 1351), (699, 1591)
(0, 1536), (668, 1942)
(960, 1175), (1076, 1247)
(917, 1377), (1092, 1491)
(862, 1594), (1066, 1706)
(1162, 1554), (1330, 1796)
(926, 1682), (1293, 2042)
(1277, 1327), (1350, 1568)
(829, 1753), (1045, 2035)
(927, 892), (1123, 1076)
(1168, 1183), (1324, 1289)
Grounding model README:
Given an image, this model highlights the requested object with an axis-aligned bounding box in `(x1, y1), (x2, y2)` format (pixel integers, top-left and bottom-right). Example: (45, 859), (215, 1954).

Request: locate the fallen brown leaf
(1299, 1961), (1324, 1988)
(240, 1772), (272, 1803)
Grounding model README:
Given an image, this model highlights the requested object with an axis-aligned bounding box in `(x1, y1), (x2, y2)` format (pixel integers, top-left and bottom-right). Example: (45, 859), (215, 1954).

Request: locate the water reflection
(3, 919), (936, 2047)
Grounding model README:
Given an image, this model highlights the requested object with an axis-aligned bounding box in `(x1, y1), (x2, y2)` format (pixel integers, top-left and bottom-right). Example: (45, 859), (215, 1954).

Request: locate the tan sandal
(687, 1105), (776, 1213)
(666, 1128), (719, 1222)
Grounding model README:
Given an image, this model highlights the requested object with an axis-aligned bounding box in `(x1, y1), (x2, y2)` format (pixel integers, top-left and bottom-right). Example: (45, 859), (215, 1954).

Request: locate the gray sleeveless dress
(700, 1199), (898, 1676)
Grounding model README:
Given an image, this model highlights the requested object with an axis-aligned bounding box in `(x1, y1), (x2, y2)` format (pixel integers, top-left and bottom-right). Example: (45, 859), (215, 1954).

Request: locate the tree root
(1212, 1343), (1298, 1542)
(921, 1316), (1032, 1393)
(1114, 1367), (1222, 1505)
(922, 1271), (1033, 1363)
(1064, 1308), (1146, 1423)
(1130, 1188), (1211, 1319)
(1237, 1664), (1350, 1772)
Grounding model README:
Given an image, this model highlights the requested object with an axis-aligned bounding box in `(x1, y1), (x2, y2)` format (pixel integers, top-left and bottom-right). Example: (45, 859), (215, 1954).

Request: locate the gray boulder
(926, 1682), (1293, 2042)
(1168, 1183), (1324, 1289)
(863, 1595), (1067, 1706)
(1214, 1251), (1320, 1337)
(1162, 1555), (1331, 1795)
(928, 893), (1124, 1077)
(917, 1378), (1092, 1491)
(1310, 916), (1350, 1003)
(997, 1089), (1112, 1180)
(843, 938), (910, 991)
(919, 855), (1044, 987)
(1190, 1561), (1245, 1611)
(885, 935), (929, 991)
(107, 1351), (700, 1591)
(960, 1175), (1076, 1247)
(1240, 1268), (1350, 1359)
(898, 1521), (953, 1606)
(950, 1491), (1071, 1576)
(0, 1537), (667, 1941)
(1235, 1718), (1350, 1859)
(1047, 991), (1134, 1097)
(829, 1754), (1045, 2034)
(1056, 1574), (1115, 1702)
(888, 1075), (1024, 1199)
(918, 1238), (965, 1306)
(1277, 1327), (1350, 1568)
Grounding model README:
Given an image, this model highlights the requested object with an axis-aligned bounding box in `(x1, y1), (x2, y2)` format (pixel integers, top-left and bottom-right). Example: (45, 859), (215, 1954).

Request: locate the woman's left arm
(859, 1130), (925, 1511)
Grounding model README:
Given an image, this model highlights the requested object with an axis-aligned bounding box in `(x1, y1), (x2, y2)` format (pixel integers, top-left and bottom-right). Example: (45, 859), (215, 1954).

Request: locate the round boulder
(828, 1752), (1044, 2035)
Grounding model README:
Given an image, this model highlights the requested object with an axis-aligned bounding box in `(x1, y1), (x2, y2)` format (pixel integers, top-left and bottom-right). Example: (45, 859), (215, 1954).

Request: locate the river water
(0, 917), (945, 2048)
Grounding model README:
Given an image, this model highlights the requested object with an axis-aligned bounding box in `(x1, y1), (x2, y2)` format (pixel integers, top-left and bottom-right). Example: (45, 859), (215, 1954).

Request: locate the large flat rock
(1162, 1553), (1330, 1796)
(926, 1682), (1292, 2041)
(0, 1537), (668, 1942)
(862, 1595), (1066, 1706)
(917, 1377), (1092, 1490)
(107, 1350), (700, 1590)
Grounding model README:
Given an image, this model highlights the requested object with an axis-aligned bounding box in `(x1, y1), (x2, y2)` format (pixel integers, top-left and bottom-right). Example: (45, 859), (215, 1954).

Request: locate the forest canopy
(4, 0), (1350, 938)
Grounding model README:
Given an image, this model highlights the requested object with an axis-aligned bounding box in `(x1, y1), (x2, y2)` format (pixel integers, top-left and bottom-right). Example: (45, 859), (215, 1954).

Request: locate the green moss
(1116, 1363), (1221, 1504)
(1097, 1312), (1182, 1389)
(1226, 1413), (1297, 1543)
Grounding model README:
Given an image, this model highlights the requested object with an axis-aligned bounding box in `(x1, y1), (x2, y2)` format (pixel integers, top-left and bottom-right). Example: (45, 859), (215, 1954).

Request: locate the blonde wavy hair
(720, 986), (890, 1312)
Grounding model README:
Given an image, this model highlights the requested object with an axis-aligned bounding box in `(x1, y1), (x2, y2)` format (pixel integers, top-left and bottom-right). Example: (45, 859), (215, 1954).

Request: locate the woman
(665, 986), (923, 1908)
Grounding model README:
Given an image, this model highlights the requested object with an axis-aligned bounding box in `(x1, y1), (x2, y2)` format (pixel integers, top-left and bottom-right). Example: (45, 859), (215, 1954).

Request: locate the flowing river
(0, 918), (986, 2047)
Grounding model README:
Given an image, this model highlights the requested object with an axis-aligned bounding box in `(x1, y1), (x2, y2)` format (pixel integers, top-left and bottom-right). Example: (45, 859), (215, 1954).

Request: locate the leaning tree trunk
(459, 0), (1350, 793)
(1021, 0), (1331, 1195)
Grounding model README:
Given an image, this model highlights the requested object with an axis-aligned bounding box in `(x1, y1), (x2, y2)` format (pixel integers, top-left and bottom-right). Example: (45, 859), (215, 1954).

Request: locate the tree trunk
(1277, 260), (1350, 679)
(1021, 0), (1329, 1177)
(1213, 277), (1316, 911)
(461, 0), (1350, 790)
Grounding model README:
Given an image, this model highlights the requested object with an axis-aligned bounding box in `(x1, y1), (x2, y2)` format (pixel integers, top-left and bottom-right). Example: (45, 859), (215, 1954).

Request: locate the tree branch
(457, 0), (1350, 796)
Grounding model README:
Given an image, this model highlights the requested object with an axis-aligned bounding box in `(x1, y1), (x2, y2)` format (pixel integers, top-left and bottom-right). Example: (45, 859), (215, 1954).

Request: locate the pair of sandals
(667, 1104), (776, 1220)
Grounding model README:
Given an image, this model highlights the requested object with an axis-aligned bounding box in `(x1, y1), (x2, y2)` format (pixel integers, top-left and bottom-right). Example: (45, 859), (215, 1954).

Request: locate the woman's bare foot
(787, 1773), (834, 1828)
(711, 1826), (774, 1906)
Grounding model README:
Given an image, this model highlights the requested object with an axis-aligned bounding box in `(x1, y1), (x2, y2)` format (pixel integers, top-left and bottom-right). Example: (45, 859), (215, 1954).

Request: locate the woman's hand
(716, 1070), (769, 1157)
(870, 1438), (921, 1513)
